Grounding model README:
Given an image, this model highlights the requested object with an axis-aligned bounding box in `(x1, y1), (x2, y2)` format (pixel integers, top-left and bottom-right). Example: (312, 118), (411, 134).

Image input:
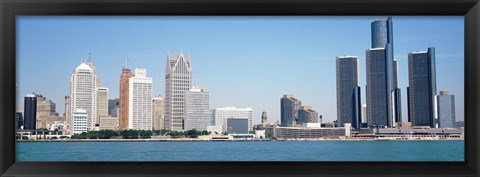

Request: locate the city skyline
(16, 16), (464, 125)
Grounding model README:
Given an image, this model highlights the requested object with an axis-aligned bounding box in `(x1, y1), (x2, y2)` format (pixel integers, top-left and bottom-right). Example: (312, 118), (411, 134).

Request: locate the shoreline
(16, 138), (464, 142)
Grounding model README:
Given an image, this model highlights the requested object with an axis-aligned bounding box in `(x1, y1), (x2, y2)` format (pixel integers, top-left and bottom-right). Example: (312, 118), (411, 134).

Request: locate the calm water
(16, 140), (464, 161)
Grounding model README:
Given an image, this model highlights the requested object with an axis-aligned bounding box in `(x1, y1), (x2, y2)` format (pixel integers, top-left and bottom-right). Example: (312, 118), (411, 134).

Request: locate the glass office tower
(407, 47), (437, 127)
(336, 56), (361, 129)
(280, 94), (301, 127)
(366, 17), (398, 128)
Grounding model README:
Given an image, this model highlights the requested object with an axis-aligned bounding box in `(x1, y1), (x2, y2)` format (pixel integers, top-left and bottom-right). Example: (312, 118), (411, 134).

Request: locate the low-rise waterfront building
(226, 118), (249, 134)
(213, 107), (253, 132)
(274, 123), (348, 139)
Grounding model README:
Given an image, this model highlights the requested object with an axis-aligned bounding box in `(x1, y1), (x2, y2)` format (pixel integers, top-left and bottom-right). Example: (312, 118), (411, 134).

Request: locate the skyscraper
(70, 62), (97, 133)
(24, 94), (37, 130)
(280, 94), (301, 127)
(297, 106), (319, 124)
(393, 59), (402, 124)
(336, 56), (361, 129)
(437, 91), (455, 128)
(152, 95), (164, 130)
(407, 47), (437, 127)
(366, 48), (391, 127)
(213, 107), (253, 132)
(165, 52), (192, 131)
(366, 17), (397, 128)
(119, 68), (134, 130)
(96, 87), (109, 126)
(129, 69), (153, 130)
(185, 87), (210, 131)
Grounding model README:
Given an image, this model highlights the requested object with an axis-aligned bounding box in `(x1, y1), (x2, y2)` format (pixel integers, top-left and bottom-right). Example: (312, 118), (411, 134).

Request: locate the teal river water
(16, 140), (464, 161)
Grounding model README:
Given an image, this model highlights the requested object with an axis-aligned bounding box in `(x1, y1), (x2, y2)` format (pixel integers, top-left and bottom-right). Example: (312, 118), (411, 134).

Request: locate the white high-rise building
(72, 109), (88, 134)
(129, 69), (153, 130)
(213, 107), (253, 132)
(165, 52), (192, 131)
(70, 62), (97, 133)
(185, 87), (210, 131)
(96, 87), (109, 126)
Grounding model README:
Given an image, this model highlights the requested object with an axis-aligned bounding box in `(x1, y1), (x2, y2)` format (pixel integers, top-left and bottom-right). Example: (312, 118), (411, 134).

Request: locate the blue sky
(16, 16), (464, 125)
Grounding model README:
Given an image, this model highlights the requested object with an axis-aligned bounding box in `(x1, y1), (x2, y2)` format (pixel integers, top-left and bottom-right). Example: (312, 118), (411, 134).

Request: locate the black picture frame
(1, 0), (479, 176)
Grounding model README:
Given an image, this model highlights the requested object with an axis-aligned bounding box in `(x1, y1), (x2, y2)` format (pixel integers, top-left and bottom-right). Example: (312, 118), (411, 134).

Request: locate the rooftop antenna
(125, 56), (129, 68)
(88, 52), (92, 62)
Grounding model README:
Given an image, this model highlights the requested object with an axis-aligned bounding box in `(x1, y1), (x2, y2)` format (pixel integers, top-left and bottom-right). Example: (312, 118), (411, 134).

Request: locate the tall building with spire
(366, 17), (398, 128)
(165, 52), (192, 131)
(119, 68), (134, 130)
(70, 62), (97, 133)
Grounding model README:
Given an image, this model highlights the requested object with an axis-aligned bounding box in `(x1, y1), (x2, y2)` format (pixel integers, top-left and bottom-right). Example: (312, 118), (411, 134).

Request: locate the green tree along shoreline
(71, 129), (211, 139)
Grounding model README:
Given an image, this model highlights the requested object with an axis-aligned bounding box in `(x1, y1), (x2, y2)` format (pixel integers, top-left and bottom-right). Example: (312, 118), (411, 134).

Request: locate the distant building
(119, 67), (134, 130)
(165, 52), (192, 131)
(16, 112), (23, 130)
(261, 111), (268, 129)
(32, 92), (56, 129)
(454, 121), (464, 128)
(297, 106), (319, 125)
(227, 118), (249, 134)
(209, 110), (215, 126)
(213, 107), (253, 132)
(152, 95), (164, 130)
(108, 98), (120, 117)
(274, 124), (348, 139)
(185, 87), (210, 131)
(280, 94), (301, 127)
(96, 87), (109, 126)
(72, 109), (88, 134)
(361, 104), (367, 124)
(437, 91), (455, 128)
(407, 47), (437, 127)
(64, 96), (71, 133)
(392, 59), (402, 124)
(99, 116), (119, 130)
(128, 69), (153, 130)
(24, 94), (37, 130)
(70, 62), (97, 131)
(45, 115), (65, 130)
(336, 56), (361, 129)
